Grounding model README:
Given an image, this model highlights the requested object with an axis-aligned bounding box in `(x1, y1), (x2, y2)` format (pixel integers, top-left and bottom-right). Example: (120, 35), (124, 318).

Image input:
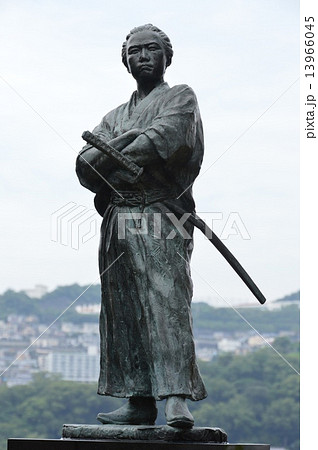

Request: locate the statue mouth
(139, 65), (153, 71)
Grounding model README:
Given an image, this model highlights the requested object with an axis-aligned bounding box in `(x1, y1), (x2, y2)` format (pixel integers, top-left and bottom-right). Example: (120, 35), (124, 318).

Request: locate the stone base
(62, 424), (227, 443)
(7, 438), (270, 450)
(7, 424), (270, 449)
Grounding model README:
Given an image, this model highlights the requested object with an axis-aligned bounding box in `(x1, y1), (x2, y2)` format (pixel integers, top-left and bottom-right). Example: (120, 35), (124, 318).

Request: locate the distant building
(247, 335), (275, 348)
(236, 299), (299, 311)
(23, 284), (48, 299)
(218, 338), (242, 353)
(75, 304), (100, 315)
(39, 347), (99, 382)
(196, 346), (217, 361)
(271, 447), (287, 450)
(262, 299), (300, 311)
(0, 349), (38, 387)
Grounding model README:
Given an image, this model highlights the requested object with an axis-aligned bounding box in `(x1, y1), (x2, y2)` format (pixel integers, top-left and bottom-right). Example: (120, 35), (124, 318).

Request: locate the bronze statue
(76, 24), (206, 429)
(76, 21), (267, 431)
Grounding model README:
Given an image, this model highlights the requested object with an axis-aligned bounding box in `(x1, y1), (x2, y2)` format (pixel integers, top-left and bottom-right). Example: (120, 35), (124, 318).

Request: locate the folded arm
(76, 128), (141, 192)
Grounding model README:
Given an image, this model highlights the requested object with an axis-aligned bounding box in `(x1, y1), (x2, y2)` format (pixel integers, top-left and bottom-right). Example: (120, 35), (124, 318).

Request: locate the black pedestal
(8, 439), (270, 450)
(8, 424), (270, 450)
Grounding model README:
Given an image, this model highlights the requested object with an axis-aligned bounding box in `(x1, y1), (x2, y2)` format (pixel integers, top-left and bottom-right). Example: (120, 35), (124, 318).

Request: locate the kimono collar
(128, 82), (170, 120)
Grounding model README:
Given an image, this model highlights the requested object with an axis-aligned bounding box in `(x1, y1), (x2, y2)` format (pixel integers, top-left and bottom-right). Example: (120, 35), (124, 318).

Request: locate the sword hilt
(82, 131), (143, 182)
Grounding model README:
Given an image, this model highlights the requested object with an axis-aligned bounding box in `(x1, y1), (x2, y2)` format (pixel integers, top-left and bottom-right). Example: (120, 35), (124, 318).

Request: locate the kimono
(76, 82), (207, 401)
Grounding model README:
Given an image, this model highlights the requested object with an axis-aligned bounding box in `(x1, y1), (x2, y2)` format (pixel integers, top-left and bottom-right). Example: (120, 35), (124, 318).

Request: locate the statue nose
(139, 48), (150, 61)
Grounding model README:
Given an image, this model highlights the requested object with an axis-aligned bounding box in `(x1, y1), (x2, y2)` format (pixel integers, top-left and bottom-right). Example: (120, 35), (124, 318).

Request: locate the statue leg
(97, 396), (157, 425)
(165, 396), (194, 428)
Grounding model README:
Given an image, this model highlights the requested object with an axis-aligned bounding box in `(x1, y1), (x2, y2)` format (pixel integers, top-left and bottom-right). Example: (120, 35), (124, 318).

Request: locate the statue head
(121, 24), (173, 72)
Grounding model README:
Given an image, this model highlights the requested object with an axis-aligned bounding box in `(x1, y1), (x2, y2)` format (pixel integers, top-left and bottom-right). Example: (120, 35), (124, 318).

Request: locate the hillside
(0, 285), (300, 336)
(275, 290), (300, 302)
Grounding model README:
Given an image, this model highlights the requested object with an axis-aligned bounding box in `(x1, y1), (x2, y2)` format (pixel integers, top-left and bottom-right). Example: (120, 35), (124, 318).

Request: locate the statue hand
(109, 129), (142, 151)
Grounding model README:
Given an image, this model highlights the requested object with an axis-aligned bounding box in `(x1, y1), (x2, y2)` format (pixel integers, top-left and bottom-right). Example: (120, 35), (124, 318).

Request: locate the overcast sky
(0, 0), (299, 306)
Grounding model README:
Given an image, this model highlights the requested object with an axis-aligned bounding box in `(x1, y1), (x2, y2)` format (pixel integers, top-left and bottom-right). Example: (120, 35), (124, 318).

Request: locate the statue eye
(148, 45), (160, 51)
(128, 47), (140, 55)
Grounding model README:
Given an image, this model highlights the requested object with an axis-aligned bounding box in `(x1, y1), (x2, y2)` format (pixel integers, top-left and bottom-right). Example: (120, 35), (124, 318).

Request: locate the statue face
(126, 30), (167, 83)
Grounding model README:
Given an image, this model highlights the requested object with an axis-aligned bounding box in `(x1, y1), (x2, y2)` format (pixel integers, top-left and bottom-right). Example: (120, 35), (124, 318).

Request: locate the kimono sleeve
(142, 85), (201, 165)
(75, 115), (114, 193)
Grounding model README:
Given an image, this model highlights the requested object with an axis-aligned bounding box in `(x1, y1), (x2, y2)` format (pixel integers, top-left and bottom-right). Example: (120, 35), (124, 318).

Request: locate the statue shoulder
(170, 84), (197, 97)
(166, 84), (200, 113)
(100, 100), (128, 127)
(168, 84), (199, 105)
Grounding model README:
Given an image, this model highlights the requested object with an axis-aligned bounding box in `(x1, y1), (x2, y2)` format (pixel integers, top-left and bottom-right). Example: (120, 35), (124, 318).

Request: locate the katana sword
(82, 130), (266, 305)
(164, 201), (266, 305)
